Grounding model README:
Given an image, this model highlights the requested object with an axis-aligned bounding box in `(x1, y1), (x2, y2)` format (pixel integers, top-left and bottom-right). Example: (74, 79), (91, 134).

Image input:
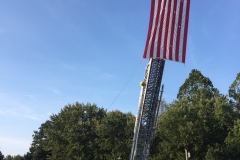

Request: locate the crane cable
(107, 58), (144, 110)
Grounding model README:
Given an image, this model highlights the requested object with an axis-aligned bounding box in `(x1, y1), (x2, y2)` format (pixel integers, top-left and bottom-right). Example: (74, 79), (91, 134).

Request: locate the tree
(0, 151), (4, 160)
(95, 110), (135, 159)
(23, 152), (32, 160)
(149, 70), (234, 159)
(3, 155), (24, 160)
(3, 155), (13, 160)
(205, 144), (224, 160)
(27, 101), (136, 160)
(28, 120), (51, 160)
(177, 69), (219, 101)
(12, 155), (24, 160)
(225, 119), (240, 159)
(44, 102), (106, 160)
(229, 73), (240, 115)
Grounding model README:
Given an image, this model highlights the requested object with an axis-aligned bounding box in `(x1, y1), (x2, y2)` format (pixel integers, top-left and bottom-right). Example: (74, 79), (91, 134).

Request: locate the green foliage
(3, 155), (13, 160)
(229, 73), (240, 113)
(12, 155), (24, 160)
(0, 151), (4, 160)
(177, 69), (219, 101)
(28, 120), (51, 160)
(225, 119), (240, 159)
(96, 110), (135, 159)
(205, 144), (225, 160)
(3, 155), (23, 160)
(23, 152), (32, 160)
(44, 102), (106, 160)
(28, 102), (134, 160)
(149, 70), (235, 159)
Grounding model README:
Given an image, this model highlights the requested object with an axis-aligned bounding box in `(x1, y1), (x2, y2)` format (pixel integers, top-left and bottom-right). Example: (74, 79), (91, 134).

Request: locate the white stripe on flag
(172, 0), (180, 61)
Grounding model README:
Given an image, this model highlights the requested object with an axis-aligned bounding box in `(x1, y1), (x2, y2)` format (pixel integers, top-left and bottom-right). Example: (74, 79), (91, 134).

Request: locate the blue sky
(0, 0), (240, 156)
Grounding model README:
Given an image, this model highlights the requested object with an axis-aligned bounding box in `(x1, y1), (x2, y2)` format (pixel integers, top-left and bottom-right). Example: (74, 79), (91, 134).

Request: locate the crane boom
(130, 58), (165, 160)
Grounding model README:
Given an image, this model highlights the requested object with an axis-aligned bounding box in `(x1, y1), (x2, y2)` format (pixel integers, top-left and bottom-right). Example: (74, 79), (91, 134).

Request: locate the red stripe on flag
(143, 0), (155, 58)
(182, 0), (190, 63)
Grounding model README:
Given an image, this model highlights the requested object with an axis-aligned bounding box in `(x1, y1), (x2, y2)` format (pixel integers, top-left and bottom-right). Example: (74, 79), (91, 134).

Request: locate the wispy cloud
(201, 56), (214, 67)
(189, 52), (197, 67)
(98, 73), (114, 80)
(0, 93), (47, 121)
(49, 88), (61, 95)
(87, 67), (115, 81)
(0, 105), (46, 121)
(62, 63), (75, 70)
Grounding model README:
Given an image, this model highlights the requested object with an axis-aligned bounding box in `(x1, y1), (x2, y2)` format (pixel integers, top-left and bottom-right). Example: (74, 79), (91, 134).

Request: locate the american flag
(143, 0), (190, 63)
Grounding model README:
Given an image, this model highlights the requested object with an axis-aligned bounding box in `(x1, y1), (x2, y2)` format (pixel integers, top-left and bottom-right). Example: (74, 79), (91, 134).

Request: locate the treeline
(1, 70), (240, 160)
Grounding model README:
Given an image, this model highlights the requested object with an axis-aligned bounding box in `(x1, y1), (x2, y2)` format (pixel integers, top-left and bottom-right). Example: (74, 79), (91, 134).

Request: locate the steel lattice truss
(130, 58), (165, 160)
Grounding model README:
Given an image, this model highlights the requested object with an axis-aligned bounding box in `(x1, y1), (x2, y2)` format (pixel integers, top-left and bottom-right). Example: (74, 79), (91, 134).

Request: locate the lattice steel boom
(130, 58), (165, 160)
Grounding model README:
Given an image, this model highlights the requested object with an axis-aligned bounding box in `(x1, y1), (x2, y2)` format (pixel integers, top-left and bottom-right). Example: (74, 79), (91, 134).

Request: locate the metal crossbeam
(130, 58), (165, 160)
